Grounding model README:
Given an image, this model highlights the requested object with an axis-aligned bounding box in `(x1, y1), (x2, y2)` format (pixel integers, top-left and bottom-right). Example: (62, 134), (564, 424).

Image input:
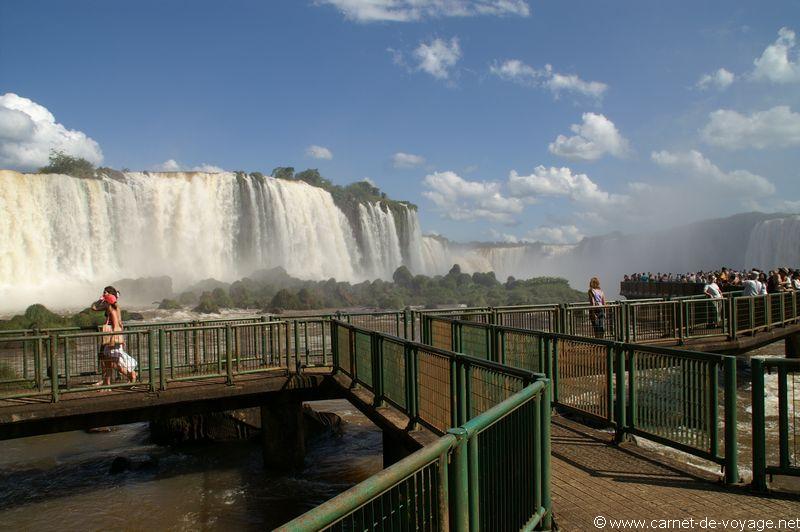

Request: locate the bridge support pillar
(786, 333), (800, 359)
(382, 429), (413, 468)
(260, 394), (306, 471)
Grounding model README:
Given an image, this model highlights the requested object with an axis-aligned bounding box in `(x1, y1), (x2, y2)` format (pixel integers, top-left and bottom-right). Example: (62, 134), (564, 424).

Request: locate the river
(0, 399), (382, 531)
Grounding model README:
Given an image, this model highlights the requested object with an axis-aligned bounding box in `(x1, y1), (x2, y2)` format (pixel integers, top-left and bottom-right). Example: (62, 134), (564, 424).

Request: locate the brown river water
(0, 399), (382, 531)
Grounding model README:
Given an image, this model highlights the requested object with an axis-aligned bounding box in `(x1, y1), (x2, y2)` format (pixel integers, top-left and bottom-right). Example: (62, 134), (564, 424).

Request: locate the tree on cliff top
(38, 150), (96, 179)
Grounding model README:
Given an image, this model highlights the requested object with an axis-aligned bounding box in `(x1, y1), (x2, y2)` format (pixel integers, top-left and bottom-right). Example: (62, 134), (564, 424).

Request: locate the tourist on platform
(767, 270), (782, 293)
(588, 277), (606, 338)
(91, 286), (137, 385)
(794, 270), (800, 290)
(742, 271), (762, 297)
(703, 275), (723, 325)
(758, 272), (769, 295)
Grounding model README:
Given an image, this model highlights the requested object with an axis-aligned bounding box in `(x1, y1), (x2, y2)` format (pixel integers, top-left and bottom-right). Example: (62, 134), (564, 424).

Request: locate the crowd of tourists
(623, 267), (800, 296)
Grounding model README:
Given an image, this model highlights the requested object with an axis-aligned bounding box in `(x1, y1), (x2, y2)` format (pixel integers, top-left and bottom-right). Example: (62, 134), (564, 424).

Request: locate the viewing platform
(0, 299), (798, 530)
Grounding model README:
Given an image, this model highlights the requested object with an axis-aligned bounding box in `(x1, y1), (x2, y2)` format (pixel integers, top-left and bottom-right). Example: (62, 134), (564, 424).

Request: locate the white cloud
(0, 92), (103, 171)
(392, 152), (426, 168)
(490, 60), (608, 100)
(701, 106), (800, 150)
(696, 68), (735, 90)
(422, 170), (523, 223)
(316, 0), (529, 22)
(507, 165), (627, 205)
(752, 27), (800, 83)
(414, 38), (461, 80)
(306, 145), (333, 160)
(651, 149), (775, 196)
(549, 113), (631, 161)
(152, 159), (225, 172)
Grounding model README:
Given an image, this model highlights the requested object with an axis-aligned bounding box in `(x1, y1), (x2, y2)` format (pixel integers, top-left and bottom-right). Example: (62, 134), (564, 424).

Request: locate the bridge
(0, 294), (798, 529)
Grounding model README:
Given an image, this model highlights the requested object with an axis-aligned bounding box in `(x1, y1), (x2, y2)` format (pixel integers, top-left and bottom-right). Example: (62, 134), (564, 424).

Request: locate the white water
(744, 215), (800, 269)
(0, 171), (417, 311)
(1, 169), (798, 312)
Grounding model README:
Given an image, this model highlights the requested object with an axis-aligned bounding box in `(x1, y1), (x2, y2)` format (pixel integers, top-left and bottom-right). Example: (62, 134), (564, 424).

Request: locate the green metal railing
(420, 315), (740, 484)
(280, 320), (551, 531)
(751, 357), (800, 491)
(0, 319), (330, 401)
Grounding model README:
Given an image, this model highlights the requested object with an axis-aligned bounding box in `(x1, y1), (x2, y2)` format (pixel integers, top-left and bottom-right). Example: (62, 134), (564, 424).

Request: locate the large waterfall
(1, 169), (797, 311)
(0, 170), (419, 310)
(744, 216), (800, 269)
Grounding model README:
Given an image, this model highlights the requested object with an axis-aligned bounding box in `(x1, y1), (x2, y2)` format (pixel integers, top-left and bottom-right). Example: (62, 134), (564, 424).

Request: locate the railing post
(159, 329), (167, 390)
(541, 379), (553, 531)
(723, 356), (739, 484)
(372, 333), (384, 408)
(293, 321), (301, 372)
(331, 322), (339, 371)
(49, 334), (59, 403)
(148, 329), (156, 392)
(678, 301), (685, 344)
(34, 337), (43, 392)
(225, 324), (234, 384)
(627, 348), (637, 430)
(448, 427), (470, 532)
(62, 335), (70, 390)
(778, 365), (790, 469)
(405, 345), (419, 430)
(614, 345), (626, 442)
(403, 308), (410, 340)
(751, 358), (767, 491)
(550, 337), (559, 403)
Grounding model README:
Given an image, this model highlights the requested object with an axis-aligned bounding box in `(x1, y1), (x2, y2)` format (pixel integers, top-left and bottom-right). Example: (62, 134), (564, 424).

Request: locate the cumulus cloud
(696, 68), (735, 90)
(752, 27), (800, 83)
(651, 149), (775, 196)
(422, 170), (523, 223)
(507, 165), (627, 205)
(392, 152), (426, 168)
(316, 0), (529, 22)
(152, 159), (225, 172)
(306, 145), (333, 160)
(413, 38), (461, 81)
(490, 60), (608, 100)
(701, 106), (800, 150)
(0, 92), (103, 171)
(548, 113), (630, 161)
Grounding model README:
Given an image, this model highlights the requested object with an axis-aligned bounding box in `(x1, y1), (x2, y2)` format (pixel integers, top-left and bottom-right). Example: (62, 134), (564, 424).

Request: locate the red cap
(103, 294), (117, 305)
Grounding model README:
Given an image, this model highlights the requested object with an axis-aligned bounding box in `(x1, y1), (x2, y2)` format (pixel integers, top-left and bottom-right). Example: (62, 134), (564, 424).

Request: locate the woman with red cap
(91, 286), (137, 385)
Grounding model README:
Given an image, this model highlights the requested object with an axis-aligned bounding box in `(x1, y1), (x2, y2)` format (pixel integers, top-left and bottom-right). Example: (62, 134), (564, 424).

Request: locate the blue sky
(1, 0), (799, 243)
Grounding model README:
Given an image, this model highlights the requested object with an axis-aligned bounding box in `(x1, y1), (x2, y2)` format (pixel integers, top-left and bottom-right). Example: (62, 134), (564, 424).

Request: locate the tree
(271, 167), (294, 180)
(392, 266), (413, 288)
(38, 150), (96, 179)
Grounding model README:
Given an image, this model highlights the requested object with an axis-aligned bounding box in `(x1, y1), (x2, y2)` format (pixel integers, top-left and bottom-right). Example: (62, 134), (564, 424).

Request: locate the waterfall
(744, 215), (800, 269)
(357, 202), (403, 280)
(0, 170), (419, 310)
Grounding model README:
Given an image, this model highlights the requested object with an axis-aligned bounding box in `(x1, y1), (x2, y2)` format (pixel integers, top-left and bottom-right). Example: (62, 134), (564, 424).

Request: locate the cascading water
(357, 202), (402, 280)
(0, 170), (418, 311)
(1, 168), (797, 312)
(744, 215), (800, 270)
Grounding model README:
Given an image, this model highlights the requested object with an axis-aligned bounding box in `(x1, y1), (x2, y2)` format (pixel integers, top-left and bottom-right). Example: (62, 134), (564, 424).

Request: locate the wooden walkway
(551, 416), (800, 531)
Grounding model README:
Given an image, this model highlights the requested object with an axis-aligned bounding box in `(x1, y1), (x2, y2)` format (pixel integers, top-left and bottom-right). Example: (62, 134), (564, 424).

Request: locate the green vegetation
(0, 303), (135, 331)
(174, 265), (584, 313)
(38, 150), (96, 179)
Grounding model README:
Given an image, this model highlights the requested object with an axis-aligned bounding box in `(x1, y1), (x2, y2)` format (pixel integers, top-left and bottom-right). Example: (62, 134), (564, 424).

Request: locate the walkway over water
(1, 302), (798, 530)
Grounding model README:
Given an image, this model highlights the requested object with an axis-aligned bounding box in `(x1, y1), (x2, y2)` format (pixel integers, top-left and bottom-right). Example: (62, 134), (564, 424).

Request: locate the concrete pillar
(382, 429), (413, 468)
(786, 333), (800, 359)
(260, 394), (306, 471)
